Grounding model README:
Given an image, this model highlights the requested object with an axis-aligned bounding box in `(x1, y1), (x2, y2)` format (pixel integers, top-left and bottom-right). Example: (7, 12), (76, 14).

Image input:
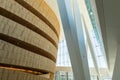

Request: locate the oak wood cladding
(0, 0), (59, 79)
(15, 0), (59, 38)
(0, 33), (56, 62)
(0, 63), (53, 74)
(0, 7), (58, 48)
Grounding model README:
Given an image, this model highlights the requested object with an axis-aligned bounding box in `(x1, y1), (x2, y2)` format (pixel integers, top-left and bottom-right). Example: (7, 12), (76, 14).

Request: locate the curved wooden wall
(0, 0), (60, 80)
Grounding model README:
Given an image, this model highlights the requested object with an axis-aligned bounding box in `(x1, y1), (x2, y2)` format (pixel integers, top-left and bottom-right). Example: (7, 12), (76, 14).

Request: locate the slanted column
(57, 0), (91, 80)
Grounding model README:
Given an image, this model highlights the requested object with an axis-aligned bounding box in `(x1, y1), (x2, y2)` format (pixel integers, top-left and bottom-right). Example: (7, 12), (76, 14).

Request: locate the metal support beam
(57, 0), (90, 80)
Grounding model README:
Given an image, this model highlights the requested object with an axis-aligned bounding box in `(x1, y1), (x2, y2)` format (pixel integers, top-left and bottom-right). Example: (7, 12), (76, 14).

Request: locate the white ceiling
(95, 0), (120, 73)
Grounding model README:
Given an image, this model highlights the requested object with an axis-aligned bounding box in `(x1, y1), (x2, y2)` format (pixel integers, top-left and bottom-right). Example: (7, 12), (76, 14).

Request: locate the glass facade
(54, 71), (74, 80)
(55, 40), (74, 80)
(55, 40), (112, 80)
(56, 40), (71, 67)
